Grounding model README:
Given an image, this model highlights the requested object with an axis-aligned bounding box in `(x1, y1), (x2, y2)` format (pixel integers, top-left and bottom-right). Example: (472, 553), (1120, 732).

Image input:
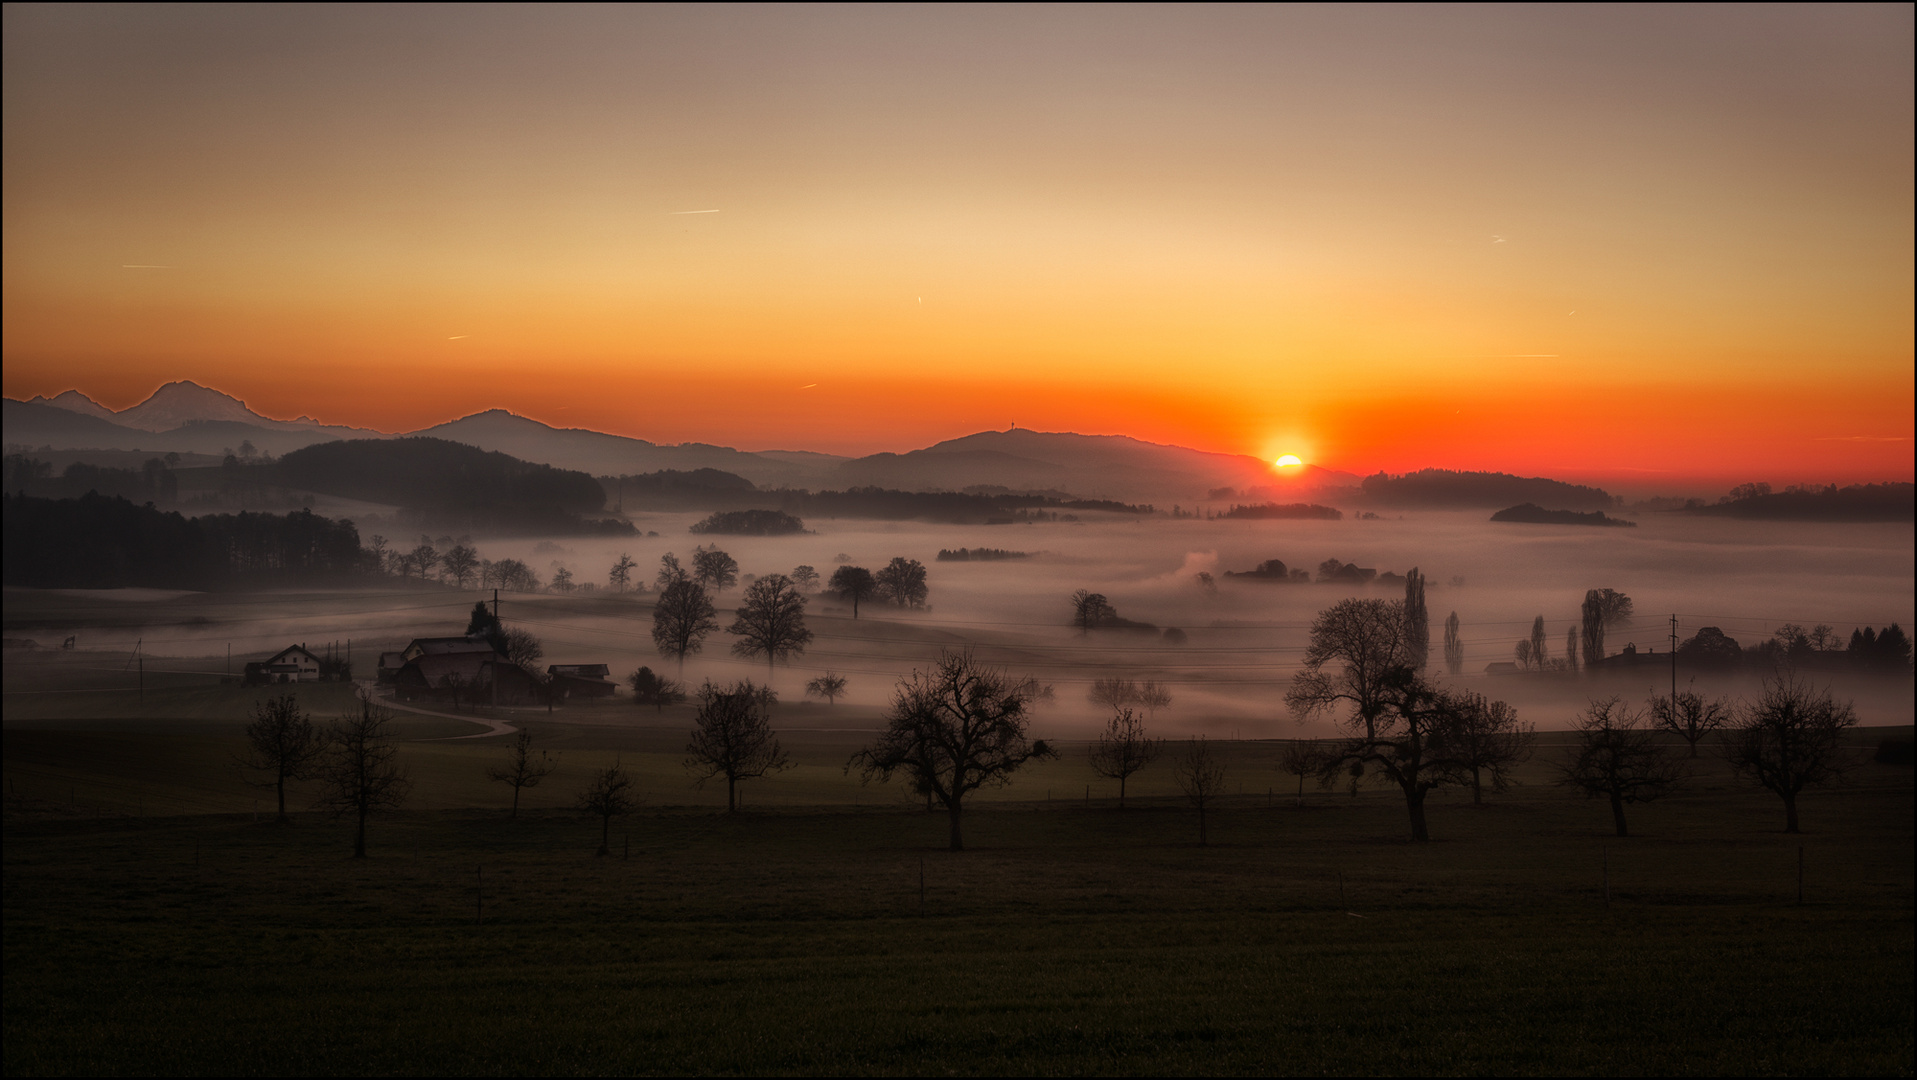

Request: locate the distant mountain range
(11, 380), (1604, 507)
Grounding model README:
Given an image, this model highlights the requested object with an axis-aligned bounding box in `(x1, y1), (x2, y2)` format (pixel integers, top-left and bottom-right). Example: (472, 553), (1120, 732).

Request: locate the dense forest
(1688, 482), (1914, 522)
(3, 494), (365, 589)
(277, 438), (624, 534)
(690, 509), (806, 535)
(1362, 469), (1617, 511)
(1218, 502), (1343, 521)
(5, 454), (180, 503)
(1490, 503), (1636, 527)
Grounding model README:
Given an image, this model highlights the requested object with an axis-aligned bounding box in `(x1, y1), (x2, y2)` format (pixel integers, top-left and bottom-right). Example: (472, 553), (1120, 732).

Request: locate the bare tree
(790, 565), (820, 591)
(1529, 615), (1549, 670)
(239, 694), (324, 822)
(1443, 611), (1464, 675)
(656, 552), (688, 591)
(1557, 697), (1683, 837)
(442, 544), (480, 588)
(652, 578), (718, 675)
(875, 557), (930, 609)
(367, 534), (390, 576)
(313, 701), (412, 857)
(501, 627), (543, 672)
(550, 566), (575, 593)
(728, 574), (812, 679)
(1087, 677), (1173, 718)
(1649, 690), (1731, 757)
(1564, 624), (1580, 675)
(629, 666), (685, 711)
(805, 671), (848, 704)
(848, 651), (1055, 850)
(486, 726), (556, 818)
(576, 761), (637, 856)
(1070, 589), (1118, 634)
(1175, 737), (1228, 846)
(1446, 691), (1533, 804)
(608, 553), (637, 593)
(692, 545), (739, 592)
(1514, 639), (1533, 670)
(828, 565), (876, 617)
(685, 680), (793, 811)
(1591, 588), (1634, 634)
(1286, 597), (1412, 740)
(1724, 677), (1858, 833)
(410, 543), (440, 581)
(1403, 568), (1429, 669)
(1314, 673), (1475, 841)
(1277, 739), (1325, 806)
(492, 558), (538, 592)
(1088, 707), (1162, 808)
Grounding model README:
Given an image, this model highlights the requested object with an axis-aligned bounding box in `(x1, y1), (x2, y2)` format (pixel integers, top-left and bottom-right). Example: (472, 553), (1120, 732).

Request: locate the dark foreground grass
(6, 774), (1913, 1077)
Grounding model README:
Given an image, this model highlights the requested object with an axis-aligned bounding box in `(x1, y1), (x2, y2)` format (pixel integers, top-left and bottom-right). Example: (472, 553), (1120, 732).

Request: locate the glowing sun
(1274, 454), (1304, 468)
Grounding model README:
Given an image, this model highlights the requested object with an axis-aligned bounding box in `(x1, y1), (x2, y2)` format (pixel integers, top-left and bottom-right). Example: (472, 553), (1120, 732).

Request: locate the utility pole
(1670, 614), (1678, 702)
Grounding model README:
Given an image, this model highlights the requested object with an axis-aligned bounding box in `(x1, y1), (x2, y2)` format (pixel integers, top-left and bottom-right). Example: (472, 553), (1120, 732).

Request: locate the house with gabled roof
(246, 643), (321, 684)
(548, 663), (616, 699)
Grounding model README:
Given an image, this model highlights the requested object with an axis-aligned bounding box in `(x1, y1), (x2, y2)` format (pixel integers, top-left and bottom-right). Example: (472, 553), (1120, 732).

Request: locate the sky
(3, 4), (1911, 485)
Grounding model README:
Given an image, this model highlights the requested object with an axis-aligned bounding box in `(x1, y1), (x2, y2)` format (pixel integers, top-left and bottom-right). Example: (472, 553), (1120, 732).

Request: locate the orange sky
(4, 5), (1911, 485)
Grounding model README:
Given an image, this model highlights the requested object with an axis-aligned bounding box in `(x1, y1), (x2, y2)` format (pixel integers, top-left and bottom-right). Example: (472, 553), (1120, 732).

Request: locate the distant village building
(547, 663), (616, 699)
(245, 644), (321, 685)
(377, 651), (408, 684)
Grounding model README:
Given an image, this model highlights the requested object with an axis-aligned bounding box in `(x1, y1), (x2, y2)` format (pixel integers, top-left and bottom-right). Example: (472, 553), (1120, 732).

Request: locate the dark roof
(378, 651), (407, 667)
(267, 645), (320, 665)
(548, 663), (611, 678)
(403, 651), (504, 686)
(407, 637), (496, 657)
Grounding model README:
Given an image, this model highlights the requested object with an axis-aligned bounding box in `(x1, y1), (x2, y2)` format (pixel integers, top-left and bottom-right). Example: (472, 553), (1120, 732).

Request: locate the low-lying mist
(21, 510), (1912, 736)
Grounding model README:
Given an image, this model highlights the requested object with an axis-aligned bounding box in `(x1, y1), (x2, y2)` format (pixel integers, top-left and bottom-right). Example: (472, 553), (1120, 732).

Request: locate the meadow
(4, 674), (1913, 1075)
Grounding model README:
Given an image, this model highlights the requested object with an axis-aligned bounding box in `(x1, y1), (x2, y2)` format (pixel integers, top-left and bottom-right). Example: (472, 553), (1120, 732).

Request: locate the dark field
(5, 681), (1913, 1075)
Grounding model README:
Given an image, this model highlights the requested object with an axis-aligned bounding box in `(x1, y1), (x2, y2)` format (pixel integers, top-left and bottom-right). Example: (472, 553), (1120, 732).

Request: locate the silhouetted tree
(1564, 625), (1579, 675)
(314, 701), (412, 858)
(805, 671), (848, 704)
(1278, 739), (1326, 806)
(239, 694), (323, 822)
(1724, 677), (1858, 833)
(728, 574), (812, 678)
(653, 578), (718, 675)
(1313, 672), (1477, 841)
(1514, 639), (1534, 669)
(1580, 590), (1606, 668)
(1070, 589), (1118, 634)
(1679, 626), (1743, 671)
(1443, 611), (1464, 675)
(410, 543), (440, 581)
(875, 557), (929, 609)
(692, 545), (739, 592)
(1649, 690), (1730, 757)
(1088, 707), (1162, 809)
(608, 553), (637, 593)
(486, 726), (555, 818)
(501, 627), (543, 672)
(1557, 697), (1682, 837)
(685, 680), (793, 812)
(1403, 568), (1429, 669)
(550, 566), (575, 593)
(1286, 598), (1412, 740)
(790, 564), (820, 591)
(576, 761), (636, 856)
(1447, 691), (1533, 804)
(1175, 737), (1228, 846)
(828, 565), (876, 617)
(367, 534), (390, 575)
(848, 651), (1054, 850)
(1591, 588), (1634, 633)
(491, 558), (538, 591)
(442, 544), (480, 588)
(656, 552), (688, 590)
(628, 666), (685, 711)
(1529, 615), (1549, 670)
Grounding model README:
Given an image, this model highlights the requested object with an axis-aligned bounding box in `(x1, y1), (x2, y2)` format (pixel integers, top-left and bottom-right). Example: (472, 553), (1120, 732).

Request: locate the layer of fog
(21, 512), (1912, 735)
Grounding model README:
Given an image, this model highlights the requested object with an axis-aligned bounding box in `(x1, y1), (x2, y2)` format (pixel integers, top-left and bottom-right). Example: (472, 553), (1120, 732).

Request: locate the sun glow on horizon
(1275, 454), (1304, 468)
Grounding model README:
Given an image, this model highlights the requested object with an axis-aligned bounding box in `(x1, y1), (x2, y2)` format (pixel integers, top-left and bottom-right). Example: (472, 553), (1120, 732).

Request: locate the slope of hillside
(416, 410), (834, 488)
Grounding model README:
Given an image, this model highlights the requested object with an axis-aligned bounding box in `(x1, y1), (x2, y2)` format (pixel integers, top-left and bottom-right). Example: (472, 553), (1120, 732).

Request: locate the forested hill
(3, 494), (364, 589)
(1361, 469), (1617, 511)
(1690, 482), (1914, 522)
(276, 438), (617, 533)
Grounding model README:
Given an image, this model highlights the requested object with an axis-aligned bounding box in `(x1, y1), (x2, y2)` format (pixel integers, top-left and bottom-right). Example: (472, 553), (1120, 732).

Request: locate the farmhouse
(245, 644), (321, 684)
(393, 649), (542, 706)
(548, 663), (616, 699)
(401, 636), (497, 663)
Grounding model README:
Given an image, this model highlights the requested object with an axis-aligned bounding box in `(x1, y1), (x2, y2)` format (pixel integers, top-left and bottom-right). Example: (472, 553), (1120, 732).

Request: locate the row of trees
(1286, 595), (1863, 840)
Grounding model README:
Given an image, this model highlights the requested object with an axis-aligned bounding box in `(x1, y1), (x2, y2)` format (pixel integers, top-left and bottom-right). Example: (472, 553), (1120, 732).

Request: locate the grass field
(5, 666), (1913, 1075)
